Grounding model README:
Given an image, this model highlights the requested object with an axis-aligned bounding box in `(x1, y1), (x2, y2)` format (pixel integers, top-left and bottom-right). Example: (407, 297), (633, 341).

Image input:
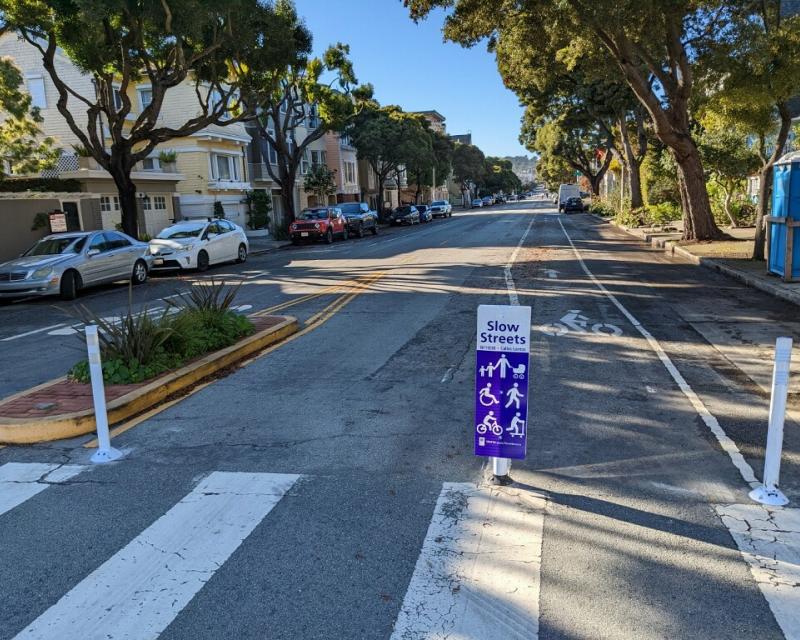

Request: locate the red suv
(290, 207), (349, 244)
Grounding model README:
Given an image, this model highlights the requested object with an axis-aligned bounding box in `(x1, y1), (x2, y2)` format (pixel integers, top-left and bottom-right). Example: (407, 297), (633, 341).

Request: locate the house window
(138, 87), (153, 110)
(212, 154), (240, 181)
(311, 150), (327, 167)
(301, 150), (309, 175)
(266, 130), (278, 165)
(153, 195), (167, 210)
(141, 195), (152, 211)
(25, 75), (46, 109)
(141, 157), (161, 171)
(112, 86), (124, 111)
(100, 196), (120, 212)
(344, 161), (356, 185)
(340, 133), (353, 147)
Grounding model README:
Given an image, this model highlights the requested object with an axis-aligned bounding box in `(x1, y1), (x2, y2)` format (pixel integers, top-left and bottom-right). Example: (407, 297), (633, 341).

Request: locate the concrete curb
(249, 242), (292, 256)
(599, 217), (800, 309)
(0, 315), (299, 444)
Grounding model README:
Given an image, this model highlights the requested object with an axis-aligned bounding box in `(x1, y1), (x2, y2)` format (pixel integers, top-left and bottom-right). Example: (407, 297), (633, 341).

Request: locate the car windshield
(158, 224), (205, 239)
(338, 203), (363, 215)
(395, 207), (413, 214)
(25, 236), (85, 256)
(431, 201), (446, 206)
(300, 209), (329, 220)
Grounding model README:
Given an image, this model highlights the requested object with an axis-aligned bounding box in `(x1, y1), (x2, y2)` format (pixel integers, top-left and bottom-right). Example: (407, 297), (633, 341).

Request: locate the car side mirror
(87, 249), (100, 257)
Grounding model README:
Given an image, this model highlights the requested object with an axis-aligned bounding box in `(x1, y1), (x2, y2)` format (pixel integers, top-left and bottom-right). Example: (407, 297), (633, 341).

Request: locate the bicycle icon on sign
(538, 309), (623, 338)
(476, 412), (503, 436)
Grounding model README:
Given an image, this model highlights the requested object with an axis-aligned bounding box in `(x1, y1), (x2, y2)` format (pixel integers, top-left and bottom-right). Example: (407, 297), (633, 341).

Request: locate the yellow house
(0, 32), (251, 235)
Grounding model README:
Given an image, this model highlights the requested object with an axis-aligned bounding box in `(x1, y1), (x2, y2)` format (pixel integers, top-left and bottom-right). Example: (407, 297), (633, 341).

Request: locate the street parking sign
(474, 305), (531, 460)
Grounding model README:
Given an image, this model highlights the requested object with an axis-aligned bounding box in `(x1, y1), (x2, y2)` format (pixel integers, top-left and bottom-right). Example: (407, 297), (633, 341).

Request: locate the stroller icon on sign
(512, 364), (526, 379)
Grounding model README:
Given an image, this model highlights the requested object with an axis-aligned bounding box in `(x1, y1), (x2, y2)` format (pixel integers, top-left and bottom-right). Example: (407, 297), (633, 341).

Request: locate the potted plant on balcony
(244, 190), (271, 238)
(158, 150), (177, 173)
(73, 144), (96, 170)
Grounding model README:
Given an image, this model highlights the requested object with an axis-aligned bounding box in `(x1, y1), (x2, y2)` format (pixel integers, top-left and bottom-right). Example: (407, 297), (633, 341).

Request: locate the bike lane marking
(390, 482), (544, 640)
(12, 471), (299, 640)
(559, 216), (800, 639)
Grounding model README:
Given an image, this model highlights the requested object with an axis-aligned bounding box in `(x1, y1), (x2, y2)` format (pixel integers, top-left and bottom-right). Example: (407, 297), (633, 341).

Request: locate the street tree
(0, 55), (57, 178)
(5, 0), (295, 239)
(698, 113), (760, 228)
(522, 112), (613, 196)
(451, 143), (486, 204)
(303, 163), (337, 206)
(406, 0), (727, 240)
(244, 1), (373, 228)
(483, 157), (522, 195)
(699, 1), (800, 258)
(349, 105), (426, 217)
(404, 125), (454, 203)
(536, 151), (574, 191)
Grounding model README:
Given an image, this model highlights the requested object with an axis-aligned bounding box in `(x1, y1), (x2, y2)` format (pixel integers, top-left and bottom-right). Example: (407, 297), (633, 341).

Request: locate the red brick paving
(0, 315), (286, 420)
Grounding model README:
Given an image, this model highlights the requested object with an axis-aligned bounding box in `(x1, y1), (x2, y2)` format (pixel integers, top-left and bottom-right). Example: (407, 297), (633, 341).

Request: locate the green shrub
(644, 202), (681, 226)
(166, 278), (242, 313)
(68, 281), (253, 385)
(589, 200), (616, 218)
(0, 177), (81, 192)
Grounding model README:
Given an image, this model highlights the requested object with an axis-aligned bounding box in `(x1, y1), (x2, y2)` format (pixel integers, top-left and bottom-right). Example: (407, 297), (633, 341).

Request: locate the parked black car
(338, 202), (379, 237)
(390, 206), (420, 225)
(416, 205), (433, 223)
(563, 196), (586, 213)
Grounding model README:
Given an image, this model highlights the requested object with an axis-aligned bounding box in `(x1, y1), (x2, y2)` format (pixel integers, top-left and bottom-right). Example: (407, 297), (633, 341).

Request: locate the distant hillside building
(449, 133), (472, 146)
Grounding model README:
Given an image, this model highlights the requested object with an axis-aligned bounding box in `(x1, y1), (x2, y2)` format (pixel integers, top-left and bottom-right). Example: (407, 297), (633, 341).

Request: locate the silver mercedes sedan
(0, 231), (152, 300)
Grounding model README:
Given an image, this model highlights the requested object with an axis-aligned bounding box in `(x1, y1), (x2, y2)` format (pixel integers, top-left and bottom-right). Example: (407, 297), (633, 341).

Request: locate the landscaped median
(0, 315), (298, 444)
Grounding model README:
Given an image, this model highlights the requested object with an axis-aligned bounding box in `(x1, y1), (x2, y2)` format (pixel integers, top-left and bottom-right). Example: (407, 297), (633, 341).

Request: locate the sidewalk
(597, 217), (800, 308)
(247, 235), (290, 255)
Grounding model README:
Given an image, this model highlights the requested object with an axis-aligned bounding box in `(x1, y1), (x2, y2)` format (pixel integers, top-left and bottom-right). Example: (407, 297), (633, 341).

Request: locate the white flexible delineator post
(749, 337), (792, 506)
(85, 325), (124, 464)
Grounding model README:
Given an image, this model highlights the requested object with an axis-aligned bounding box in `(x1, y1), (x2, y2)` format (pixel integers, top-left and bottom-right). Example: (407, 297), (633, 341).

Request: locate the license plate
(301, 232), (309, 237)
(154, 258), (164, 265)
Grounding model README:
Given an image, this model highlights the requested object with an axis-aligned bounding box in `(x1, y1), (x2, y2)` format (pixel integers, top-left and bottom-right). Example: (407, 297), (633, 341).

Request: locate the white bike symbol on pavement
(538, 309), (623, 338)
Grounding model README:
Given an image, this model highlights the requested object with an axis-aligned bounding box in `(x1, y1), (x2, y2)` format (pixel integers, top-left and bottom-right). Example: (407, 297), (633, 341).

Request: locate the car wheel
(326, 228), (334, 244)
(131, 260), (148, 286)
(60, 270), (80, 301)
(197, 250), (210, 271)
(236, 243), (247, 263)
(357, 224), (365, 238)
(342, 226), (349, 241)
(371, 223), (378, 235)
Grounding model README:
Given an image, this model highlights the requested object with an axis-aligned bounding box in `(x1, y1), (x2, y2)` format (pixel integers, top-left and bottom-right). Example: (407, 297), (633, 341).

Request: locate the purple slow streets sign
(474, 305), (532, 460)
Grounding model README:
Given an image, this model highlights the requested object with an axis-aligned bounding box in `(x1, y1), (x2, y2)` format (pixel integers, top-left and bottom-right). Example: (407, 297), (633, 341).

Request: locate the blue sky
(297, 0), (529, 158)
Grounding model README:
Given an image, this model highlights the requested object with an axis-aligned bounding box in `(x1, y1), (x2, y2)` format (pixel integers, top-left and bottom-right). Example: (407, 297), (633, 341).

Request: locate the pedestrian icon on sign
(495, 354), (511, 379)
(505, 383), (524, 409)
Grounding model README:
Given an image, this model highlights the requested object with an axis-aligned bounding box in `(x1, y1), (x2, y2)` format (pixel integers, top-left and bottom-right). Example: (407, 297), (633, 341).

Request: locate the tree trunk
(109, 163), (139, 239)
(279, 168), (297, 232)
(619, 129), (644, 209)
(753, 105), (792, 261)
(673, 147), (721, 241)
(376, 176), (386, 220)
(754, 164), (773, 261)
(722, 184), (737, 228)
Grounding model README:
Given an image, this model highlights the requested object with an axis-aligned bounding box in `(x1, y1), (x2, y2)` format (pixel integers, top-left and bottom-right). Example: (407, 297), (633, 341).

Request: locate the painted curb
(0, 315), (299, 444)
(600, 218), (800, 310)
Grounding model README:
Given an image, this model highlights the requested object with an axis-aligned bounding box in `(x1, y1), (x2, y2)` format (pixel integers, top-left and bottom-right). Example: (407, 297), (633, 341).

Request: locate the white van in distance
(558, 184), (580, 212)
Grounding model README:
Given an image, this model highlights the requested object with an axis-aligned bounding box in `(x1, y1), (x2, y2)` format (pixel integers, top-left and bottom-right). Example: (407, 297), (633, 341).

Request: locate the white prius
(149, 219), (249, 271)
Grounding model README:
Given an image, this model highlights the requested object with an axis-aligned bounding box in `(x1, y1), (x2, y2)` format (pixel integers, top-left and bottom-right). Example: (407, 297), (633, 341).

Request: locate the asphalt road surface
(1, 201), (799, 639)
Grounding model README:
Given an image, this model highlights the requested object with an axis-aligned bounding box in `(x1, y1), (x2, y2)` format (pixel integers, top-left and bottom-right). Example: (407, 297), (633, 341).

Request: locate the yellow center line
(83, 269), (390, 448)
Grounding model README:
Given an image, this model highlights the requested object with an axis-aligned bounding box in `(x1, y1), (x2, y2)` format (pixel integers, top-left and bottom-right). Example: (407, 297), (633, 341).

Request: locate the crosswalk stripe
(13, 471), (299, 640)
(391, 482), (545, 640)
(717, 504), (800, 639)
(0, 463), (84, 518)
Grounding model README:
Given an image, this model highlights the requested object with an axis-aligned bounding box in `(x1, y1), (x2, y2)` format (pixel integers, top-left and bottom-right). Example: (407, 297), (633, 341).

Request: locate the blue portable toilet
(768, 153), (800, 281)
